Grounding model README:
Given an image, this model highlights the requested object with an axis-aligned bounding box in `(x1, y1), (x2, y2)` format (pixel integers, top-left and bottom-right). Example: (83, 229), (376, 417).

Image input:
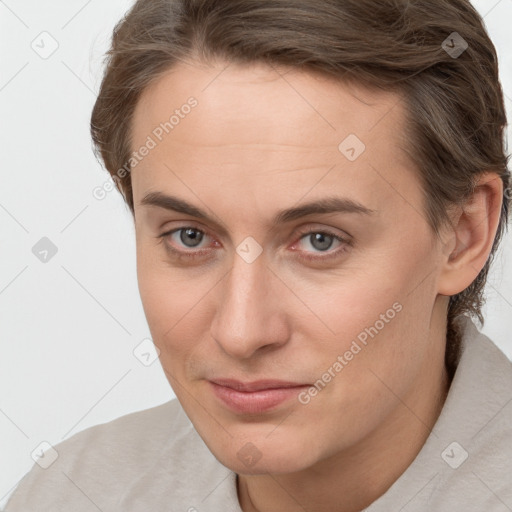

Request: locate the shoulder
(54, 397), (190, 469)
(368, 320), (512, 512)
(427, 322), (512, 508)
(3, 399), (204, 511)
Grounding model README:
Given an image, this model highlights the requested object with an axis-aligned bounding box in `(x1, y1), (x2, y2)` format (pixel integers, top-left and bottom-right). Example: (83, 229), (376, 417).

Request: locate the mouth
(208, 379), (311, 414)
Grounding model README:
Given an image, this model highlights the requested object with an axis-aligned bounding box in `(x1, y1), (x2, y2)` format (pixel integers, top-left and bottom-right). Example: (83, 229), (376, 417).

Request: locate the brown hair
(90, 0), (510, 378)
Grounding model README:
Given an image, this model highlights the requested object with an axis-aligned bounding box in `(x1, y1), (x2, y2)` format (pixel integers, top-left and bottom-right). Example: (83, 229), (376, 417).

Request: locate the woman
(5, 0), (512, 510)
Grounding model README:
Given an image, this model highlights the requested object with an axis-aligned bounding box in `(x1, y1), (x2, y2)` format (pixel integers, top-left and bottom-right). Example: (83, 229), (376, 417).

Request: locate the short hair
(90, 0), (511, 378)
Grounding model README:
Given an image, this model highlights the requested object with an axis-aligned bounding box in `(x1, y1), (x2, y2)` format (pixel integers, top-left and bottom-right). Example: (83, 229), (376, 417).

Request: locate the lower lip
(209, 381), (310, 414)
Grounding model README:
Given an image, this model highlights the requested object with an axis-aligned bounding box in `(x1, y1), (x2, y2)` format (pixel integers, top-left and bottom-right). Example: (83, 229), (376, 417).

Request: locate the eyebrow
(140, 191), (376, 228)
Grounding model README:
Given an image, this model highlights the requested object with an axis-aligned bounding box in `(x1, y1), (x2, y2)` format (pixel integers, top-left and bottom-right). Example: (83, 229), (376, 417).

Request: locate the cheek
(297, 267), (401, 346)
(304, 242), (434, 376)
(294, 283), (428, 445)
(137, 249), (168, 329)
(135, 246), (217, 362)
(136, 244), (184, 345)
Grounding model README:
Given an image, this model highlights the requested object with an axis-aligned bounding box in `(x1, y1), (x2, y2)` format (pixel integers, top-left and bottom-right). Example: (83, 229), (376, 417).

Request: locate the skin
(130, 58), (502, 512)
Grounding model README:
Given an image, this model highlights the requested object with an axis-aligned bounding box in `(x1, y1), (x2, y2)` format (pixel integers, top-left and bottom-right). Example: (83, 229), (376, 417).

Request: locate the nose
(210, 250), (290, 360)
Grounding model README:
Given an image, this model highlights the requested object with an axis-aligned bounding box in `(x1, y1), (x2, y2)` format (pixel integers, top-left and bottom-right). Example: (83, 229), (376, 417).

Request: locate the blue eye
(159, 227), (213, 261)
(174, 227), (206, 248)
(158, 226), (351, 263)
(292, 229), (351, 262)
(299, 231), (339, 252)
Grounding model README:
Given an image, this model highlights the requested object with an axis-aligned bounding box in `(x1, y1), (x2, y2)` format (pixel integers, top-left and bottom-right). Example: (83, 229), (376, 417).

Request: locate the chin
(208, 434), (321, 475)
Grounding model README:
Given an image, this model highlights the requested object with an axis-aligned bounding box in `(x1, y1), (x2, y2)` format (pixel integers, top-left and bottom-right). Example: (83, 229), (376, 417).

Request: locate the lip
(210, 378), (308, 392)
(208, 379), (310, 414)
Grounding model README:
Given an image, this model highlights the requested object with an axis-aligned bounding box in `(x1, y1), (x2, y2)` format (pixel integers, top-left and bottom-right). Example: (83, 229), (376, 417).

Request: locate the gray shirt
(4, 316), (512, 511)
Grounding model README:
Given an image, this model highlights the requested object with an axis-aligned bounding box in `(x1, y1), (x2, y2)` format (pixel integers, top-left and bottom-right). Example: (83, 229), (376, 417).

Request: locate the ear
(437, 172), (503, 296)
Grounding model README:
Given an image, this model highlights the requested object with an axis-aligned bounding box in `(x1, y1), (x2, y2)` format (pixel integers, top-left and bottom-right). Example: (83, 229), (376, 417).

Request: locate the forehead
(133, 59), (406, 146)
(130, 59), (421, 222)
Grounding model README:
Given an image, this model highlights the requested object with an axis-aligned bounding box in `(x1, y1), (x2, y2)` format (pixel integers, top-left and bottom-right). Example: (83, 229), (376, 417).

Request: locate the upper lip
(209, 379), (309, 392)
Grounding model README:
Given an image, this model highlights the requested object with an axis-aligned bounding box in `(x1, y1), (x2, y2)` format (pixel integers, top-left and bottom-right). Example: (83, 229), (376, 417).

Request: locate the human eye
(157, 224), (352, 264)
(158, 225), (219, 261)
(290, 226), (352, 263)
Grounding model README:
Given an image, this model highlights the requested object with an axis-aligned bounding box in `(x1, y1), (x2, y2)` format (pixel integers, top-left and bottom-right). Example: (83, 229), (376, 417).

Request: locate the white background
(0, 0), (511, 507)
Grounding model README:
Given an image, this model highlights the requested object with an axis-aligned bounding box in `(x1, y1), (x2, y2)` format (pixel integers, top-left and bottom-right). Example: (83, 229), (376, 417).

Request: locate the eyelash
(158, 225), (351, 263)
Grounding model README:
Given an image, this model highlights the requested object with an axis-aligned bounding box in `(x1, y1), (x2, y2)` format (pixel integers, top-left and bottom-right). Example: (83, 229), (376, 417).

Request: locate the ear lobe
(437, 173), (503, 297)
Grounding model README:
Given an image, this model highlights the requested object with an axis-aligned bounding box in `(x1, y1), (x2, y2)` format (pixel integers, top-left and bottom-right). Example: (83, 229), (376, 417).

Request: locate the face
(131, 59), (448, 475)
